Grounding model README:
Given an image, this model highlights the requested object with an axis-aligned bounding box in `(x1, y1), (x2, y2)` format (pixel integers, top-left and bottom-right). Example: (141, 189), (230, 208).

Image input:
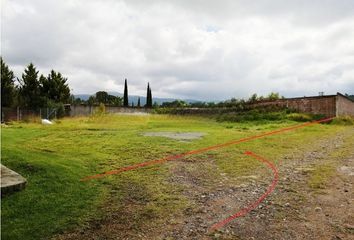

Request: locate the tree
(88, 96), (96, 105)
(18, 63), (43, 108)
(95, 91), (109, 104)
(267, 92), (281, 100)
(148, 85), (152, 107)
(107, 94), (122, 106)
(146, 82), (152, 108)
(137, 97), (141, 107)
(161, 100), (187, 108)
(249, 93), (258, 103)
(41, 70), (71, 104)
(1, 57), (16, 107)
(123, 78), (128, 107)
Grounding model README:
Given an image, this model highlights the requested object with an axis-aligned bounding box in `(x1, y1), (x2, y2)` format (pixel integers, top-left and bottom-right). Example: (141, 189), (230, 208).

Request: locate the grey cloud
(2, 0), (354, 100)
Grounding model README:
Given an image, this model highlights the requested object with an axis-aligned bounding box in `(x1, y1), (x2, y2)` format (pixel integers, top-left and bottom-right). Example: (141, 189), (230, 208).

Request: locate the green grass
(1, 114), (350, 239)
(308, 163), (336, 190)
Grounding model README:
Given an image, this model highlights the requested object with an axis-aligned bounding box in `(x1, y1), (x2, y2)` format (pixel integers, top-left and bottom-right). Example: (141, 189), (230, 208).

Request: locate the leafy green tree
(123, 78), (128, 107)
(1, 57), (16, 107)
(73, 97), (83, 105)
(41, 70), (71, 104)
(161, 100), (187, 108)
(249, 93), (258, 103)
(107, 95), (122, 106)
(267, 92), (281, 100)
(88, 96), (96, 105)
(18, 63), (43, 108)
(95, 91), (109, 104)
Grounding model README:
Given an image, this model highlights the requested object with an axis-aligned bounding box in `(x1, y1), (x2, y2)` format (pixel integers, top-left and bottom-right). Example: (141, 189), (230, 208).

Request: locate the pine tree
(41, 70), (71, 104)
(1, 57), (16, 107)
(123, 78), (128, 107)
(18, 63), (43, 108)
(137, 97), (141, 107)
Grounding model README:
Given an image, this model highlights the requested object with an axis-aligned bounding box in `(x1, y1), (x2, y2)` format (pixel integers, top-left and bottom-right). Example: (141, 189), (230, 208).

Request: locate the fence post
(47, 108), (49, 119)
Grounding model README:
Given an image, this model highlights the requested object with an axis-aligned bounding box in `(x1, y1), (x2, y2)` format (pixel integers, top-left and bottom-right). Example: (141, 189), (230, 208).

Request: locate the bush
(216, 110), (287, 122)
(286, 113), (326, 122)
(94, 103), (106, 116)
(331, 116), (354, 125)
(286, 113), (312, 122)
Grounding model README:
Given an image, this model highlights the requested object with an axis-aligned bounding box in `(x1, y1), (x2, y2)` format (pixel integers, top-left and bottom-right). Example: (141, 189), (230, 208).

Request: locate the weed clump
(94, 103), (106, 116)
(331, 116), (354, 125)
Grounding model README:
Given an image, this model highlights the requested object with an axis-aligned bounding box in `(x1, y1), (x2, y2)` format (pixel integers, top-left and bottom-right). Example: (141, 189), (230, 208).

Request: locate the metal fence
(1, 107), (58, 123)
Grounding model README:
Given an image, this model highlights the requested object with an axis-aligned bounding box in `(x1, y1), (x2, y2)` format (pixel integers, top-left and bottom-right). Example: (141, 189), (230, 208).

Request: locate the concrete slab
(1, 164), (27, 196)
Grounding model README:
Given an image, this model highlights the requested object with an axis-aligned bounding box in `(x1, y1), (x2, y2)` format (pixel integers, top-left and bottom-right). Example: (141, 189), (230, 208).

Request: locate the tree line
(160, 92), (284, 109)
(1, 57), (71, 115)
(74, 79), (153, 108)
(1, 57), (154, 113)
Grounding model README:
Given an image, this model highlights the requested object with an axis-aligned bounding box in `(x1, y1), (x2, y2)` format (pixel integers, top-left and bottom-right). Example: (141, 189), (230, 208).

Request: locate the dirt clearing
(53, 125), (354, 240)
(143, 131), (206, 141)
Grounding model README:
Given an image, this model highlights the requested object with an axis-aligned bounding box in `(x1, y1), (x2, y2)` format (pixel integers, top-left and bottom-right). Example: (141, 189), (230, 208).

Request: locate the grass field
(1, 114), (351, 239)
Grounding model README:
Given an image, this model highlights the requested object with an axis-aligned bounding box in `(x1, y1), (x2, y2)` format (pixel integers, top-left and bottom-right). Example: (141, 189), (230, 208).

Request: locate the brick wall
(250, 95), (337, 117)
(285, 96), (336, 117)
(336, 94), (354, 116)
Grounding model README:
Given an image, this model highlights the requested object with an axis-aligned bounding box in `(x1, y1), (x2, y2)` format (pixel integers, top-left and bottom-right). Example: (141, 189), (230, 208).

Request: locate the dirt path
(160, 128), (354, 240)
(54, 128), (354, 240)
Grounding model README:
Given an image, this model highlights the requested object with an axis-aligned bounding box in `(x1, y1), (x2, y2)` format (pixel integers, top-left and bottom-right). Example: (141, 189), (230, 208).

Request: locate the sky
(2, 0), (354, 101)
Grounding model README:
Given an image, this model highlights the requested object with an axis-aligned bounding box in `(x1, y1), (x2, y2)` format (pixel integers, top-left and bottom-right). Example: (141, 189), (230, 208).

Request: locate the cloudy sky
(2, 0), (354, 101)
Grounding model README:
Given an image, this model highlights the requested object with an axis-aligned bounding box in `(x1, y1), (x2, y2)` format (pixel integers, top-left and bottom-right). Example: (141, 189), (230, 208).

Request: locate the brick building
(250, 93), (354, 117)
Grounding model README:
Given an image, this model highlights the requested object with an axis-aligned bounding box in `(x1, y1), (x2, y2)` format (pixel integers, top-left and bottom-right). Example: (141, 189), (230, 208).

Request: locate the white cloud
(2, 0), (354, 100)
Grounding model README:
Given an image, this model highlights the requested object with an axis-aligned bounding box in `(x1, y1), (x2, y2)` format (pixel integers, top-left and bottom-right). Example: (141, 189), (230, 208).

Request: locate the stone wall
(336, 94), (354, 116)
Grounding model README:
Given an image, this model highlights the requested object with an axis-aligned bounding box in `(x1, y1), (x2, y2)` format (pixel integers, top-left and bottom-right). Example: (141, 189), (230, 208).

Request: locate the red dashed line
(209, 151), (278, 231)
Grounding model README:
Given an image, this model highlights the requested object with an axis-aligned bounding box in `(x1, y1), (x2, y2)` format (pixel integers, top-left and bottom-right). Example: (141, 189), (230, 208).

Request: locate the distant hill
(74, 92), (200, 105)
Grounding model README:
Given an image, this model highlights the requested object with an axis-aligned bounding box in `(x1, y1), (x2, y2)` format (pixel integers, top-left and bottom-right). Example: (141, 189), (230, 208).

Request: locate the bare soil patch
(143, 131), (206, 141)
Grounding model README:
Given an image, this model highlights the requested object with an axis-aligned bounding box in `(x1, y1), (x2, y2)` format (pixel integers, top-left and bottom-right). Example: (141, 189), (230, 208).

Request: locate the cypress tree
(123, 78), (128, 107)
(148, 85), (152, 107)
(146, 83), (150, 107)
(137, 97), (141, 107)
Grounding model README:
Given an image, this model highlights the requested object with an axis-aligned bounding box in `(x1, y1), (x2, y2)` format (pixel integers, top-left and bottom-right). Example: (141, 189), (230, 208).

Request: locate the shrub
(331, 116), (354, 125)
(94, 103), (106, 116)
(286, 113), (312, 122)
(286, 113), (326, 122)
